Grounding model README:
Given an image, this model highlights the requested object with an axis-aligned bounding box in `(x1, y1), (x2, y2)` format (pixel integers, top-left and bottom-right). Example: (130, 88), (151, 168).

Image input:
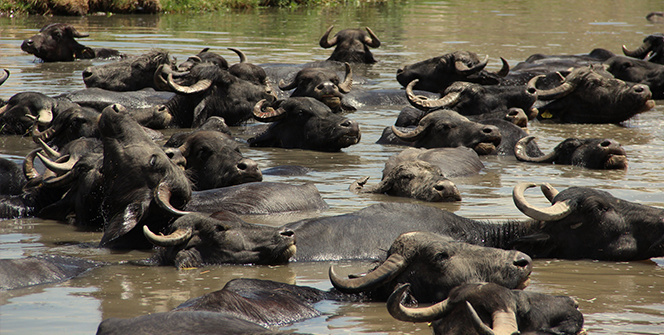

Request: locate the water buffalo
(515, 136), (628, 170)
(140, 181), (664, 268)
(58, 87), (175, 113)
(396, 51), (509, 92)
(529, 66), (655, 123)
(319, 25), (381, 63)
(248, 97), (361, 151)
(97, 278), (345, 334)
(0, 255), (103, 291)
(141, 211), (296, 268)
(350, 147), (482, 202)
(98, 105), (191, 249)
(388, 282), (584, 335)
(167, 130), (262, 190)
(146, 62), (277, 127)
(377, 109), (502, 155)
(402, 79), (539, 122)
(21, 23), (123, 62)
(622, 33), (664, 64)
(97, 311), (285, 335)
(0, 92), (78, 135)
(603, 55), (664, 99)
(350, 160), (462, 202)
(278, 63), (353, 112)
(82, 50), (174, 91)
(0, 157), (26, 195)
(328, 232), (532, 303)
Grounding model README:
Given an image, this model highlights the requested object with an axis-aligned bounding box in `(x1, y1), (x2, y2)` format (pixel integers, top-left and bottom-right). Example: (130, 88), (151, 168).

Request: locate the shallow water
(1, 1), (664, 334)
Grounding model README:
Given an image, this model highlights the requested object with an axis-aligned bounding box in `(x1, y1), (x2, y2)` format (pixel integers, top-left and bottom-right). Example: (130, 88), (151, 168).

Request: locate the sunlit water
(1, 1), (664, 334)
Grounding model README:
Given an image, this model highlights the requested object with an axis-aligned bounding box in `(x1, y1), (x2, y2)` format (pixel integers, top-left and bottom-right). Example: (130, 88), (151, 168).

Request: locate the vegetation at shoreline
(0, 0), (376, 16)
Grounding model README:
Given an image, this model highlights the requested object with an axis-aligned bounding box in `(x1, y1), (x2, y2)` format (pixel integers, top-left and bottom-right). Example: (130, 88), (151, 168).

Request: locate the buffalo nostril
(513, 253), (532, 268)
(237, 162), (247, 170)
(508, 110), (519, 117)
(340, 120), (352, 127)
(280, 230), (294, 237)
(634, 85), (644, 93)
(26, 39), (33, 46)
(600, 140), (612, 147)
(482, 127), (494, 134)
(397, 68), (404, 75)
(82, 69), (92, 79)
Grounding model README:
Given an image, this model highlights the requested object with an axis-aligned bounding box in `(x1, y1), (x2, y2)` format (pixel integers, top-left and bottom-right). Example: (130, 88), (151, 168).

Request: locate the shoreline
(0, 0), (357, 16)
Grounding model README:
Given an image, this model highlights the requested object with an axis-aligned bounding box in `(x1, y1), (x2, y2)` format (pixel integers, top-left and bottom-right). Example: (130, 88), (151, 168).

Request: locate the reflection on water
(1, 1), (664, 334)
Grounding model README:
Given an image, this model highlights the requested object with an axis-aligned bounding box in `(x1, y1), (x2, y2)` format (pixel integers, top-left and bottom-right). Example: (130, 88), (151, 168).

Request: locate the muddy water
(1, 1), (664, 334)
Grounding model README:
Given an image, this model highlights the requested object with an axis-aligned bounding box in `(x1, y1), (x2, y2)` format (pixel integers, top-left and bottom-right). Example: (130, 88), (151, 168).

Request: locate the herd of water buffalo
(1, 20), (664, 334)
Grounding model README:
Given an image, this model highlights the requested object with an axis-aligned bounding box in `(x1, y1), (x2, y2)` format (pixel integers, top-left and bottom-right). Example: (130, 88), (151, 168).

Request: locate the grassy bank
(0, 0), (359, 15)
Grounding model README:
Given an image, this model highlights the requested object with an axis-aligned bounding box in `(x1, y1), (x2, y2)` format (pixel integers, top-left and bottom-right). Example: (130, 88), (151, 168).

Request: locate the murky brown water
(1, 1), (664, 334)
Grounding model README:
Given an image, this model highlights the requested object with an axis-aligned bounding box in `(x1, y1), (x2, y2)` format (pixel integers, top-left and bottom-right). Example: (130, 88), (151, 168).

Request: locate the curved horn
(391, 121), (431, 142)
(406, 79), (461, 110)
(329, 253), (406, 293)
(228, 47), (247, 63)
(36, 138), (61, 160)
(540, 182), (559, 203)
(278, 78), (298, 91)
(252, 99), (287, 122)
(512, 182), (573, 221)
(514, 136), (557, 163)
(363, 27), (381, 48)
(167, 73), (212, 95)
(30, 121), (57, 144)
(527, 74), (575, 100)
(496, 57), (509, 77)
(466, 302), (519, 335)
(42, 170), (77, 188)
(338, 62), (353, 93)
(154, 64), (172, 91)
(154, 181), (193, 216)
(143, 225), (193, 247)
(319, 25), (338, 48)
(622, 40), (653, 59)
(36, 152), (76, 175)
(455, 55), (489, 75)
(0, 69), (9, 86)
(387, 283), (453, 322)
(23, 149), (41, 180)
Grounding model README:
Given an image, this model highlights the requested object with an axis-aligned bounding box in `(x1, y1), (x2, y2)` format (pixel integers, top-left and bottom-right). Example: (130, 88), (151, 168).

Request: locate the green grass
(0, 0), (373, 15)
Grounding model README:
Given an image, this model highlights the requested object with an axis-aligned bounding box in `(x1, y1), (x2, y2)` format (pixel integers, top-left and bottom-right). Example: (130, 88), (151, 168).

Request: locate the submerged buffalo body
(21, 23), (123, 62)
(83, 50), (174, 91)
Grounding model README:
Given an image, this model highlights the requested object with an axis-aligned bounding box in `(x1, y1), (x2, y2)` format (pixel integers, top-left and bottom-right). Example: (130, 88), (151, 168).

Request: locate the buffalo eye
(215, 225), (229, 232)
(434, 251), (450, 261)
(621, 62), (632, 71)
(53, 31), (63, 40)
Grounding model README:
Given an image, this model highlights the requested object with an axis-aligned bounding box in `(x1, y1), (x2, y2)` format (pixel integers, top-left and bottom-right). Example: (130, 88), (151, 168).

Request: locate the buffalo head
(249, 97), (361, 151)
(83, 50), (174, 91)
(329, 231), (532, 303)
(143, 211), (296, 268)
(319, 25), (380, 63)
(388, 282), (584, 335)
(98, 104), (191, 249)
(515, 136), (628, 170)
(396, 51), (509, 92)
(528, 66), (655, 124)
(388, 109), (502, 155)
(21, 23), (93, 62)
(279, 63), (353, 112)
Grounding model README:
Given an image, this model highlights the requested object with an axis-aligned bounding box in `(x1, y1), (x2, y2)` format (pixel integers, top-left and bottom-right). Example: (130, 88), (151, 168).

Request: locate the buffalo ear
(99, 201), (149, 248)
(76, 47), (96, 59)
